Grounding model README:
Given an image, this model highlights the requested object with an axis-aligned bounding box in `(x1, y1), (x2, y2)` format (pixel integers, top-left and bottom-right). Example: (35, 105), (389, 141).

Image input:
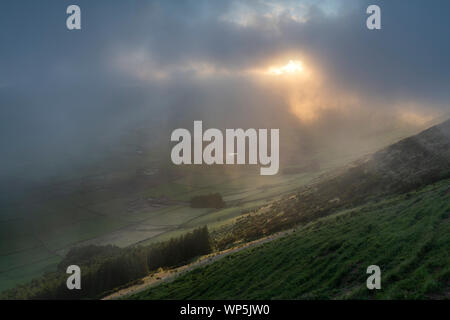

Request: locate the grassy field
(0, 126), (416, 293)
(129, 178), (450, 300)
(0, 166), (318, 292)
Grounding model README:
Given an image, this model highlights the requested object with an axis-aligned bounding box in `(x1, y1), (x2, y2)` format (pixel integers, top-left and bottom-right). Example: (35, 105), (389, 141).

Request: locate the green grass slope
(129, 179), (450, 300)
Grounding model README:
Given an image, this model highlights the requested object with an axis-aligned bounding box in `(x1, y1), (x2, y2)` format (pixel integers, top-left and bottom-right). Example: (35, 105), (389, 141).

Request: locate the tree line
(1, 226), (212, 299)
(190, 193), (225, 209)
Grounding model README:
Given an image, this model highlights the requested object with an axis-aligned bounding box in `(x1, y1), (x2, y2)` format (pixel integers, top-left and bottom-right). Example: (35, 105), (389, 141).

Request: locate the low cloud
(0, 0), (449, 190)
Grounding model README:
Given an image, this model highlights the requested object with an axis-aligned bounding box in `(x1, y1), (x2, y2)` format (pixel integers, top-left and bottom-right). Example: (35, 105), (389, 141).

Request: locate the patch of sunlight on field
(229, 173), (315, 203)
(145, 206), (212, 226)
(75, 224), (168, 248)
(185, 200), (269, 229)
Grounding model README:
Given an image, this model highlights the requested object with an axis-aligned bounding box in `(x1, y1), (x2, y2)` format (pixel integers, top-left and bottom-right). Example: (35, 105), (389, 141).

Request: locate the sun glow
(267, 60), (304, 75)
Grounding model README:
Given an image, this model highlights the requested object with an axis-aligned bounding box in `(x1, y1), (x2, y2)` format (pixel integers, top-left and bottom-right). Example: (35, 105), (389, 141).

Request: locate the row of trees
(190, 193), (225, 209)
(1, 227), (212, 299)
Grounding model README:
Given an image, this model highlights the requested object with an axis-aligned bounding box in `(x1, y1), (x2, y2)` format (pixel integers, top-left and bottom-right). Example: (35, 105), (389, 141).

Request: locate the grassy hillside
(0, 167), (316, 293)
(1, 120), (446, 295)
(0, 120), (417, 292)
(129, 178), (450, 300)
(211, 119), (450, 250)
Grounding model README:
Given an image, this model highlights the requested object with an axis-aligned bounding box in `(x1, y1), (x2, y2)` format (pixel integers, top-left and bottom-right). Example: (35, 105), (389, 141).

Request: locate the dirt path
(102, 229), (294, 300)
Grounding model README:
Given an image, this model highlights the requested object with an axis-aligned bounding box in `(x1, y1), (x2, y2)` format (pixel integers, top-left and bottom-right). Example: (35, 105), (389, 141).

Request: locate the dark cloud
(0, 0), (449, 192)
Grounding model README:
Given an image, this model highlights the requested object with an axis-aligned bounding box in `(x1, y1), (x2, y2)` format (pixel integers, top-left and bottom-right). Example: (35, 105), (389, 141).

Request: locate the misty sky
(1, 0), (450, 187)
